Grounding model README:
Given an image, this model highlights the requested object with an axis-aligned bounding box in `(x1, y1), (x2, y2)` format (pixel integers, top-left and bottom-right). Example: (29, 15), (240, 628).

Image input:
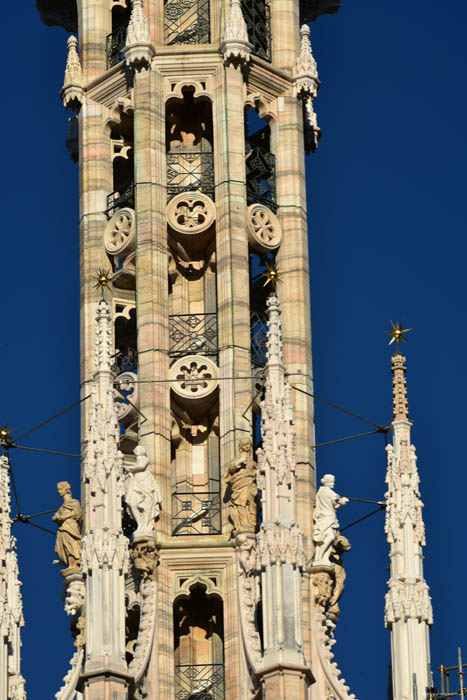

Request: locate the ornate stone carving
(131, 539), (159, 581)
(61, 35), (83, 110)
(234, 533), (262, 673)
(123, 0), (155, 70)
(167, 192), (216, 235)
(169, 355), (219, 402)
(63, 574), (85, 616)
(328, 534), (351, 618)
(304, 95), (321, 154)
(312, 474), (348, 566)
(385, 578), (433, 626)
(0, 455), (26, 700)
(81, 529), (129, 572)
(221, 0), (253, 66)
(104, 207), (136, 258)
(115, 371), (139, 426)
(128, 580), (157, 684)
(54, 648), (84, 700)
(225, 439), (257, 535)
(385, 442), (425, 547)
(124, 446), (162, 540)
(311, 569), (334, 609)
(309, 604), (358, 700)
(257, 522), (305, 568)
(294, 24), (320, 99)
(53, 481), (82, 572)
(247, 203), (282, 253)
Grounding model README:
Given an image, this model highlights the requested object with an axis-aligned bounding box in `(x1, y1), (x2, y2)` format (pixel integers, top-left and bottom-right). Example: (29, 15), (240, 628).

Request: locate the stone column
(256, 294), (312, 699)
(80, 301), (130, 699)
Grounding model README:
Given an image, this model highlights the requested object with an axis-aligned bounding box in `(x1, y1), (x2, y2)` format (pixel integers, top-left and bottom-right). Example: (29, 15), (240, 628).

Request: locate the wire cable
(13, 445), (81, 458)
(340, 505), (385, 532)
(13, 395), (90, 443)
(310, 429), (384, 449)
(291, 384), (387, 431)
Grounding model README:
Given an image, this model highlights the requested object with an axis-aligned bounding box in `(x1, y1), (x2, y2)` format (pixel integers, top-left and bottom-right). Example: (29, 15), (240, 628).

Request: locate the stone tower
(36, 1), (348, 699)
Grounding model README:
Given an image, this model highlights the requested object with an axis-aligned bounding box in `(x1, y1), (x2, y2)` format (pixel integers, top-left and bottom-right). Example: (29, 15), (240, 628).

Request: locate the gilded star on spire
(261, 262), (283, 288)
(0, 424), (13, 446)
(385, 321), (412, 351)
(93, 268), (112, 293)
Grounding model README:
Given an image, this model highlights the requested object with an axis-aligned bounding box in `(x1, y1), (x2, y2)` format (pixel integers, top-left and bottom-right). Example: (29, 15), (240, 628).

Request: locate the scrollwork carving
(247, 203), (282, 253)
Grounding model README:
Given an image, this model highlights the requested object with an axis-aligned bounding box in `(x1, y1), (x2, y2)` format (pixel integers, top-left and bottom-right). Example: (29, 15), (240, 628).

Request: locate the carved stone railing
(169, 313), (218, 357)
(250, 310), (267, 368)
(112, 347), (138, 375)
(106, 184), (135, 218)
(164, 0), (210, 45)
(241, 0), (271, 61)
(167, 151), (215, 201)
(175, 662), (225, 699)
(106, 24), (128, 68)
(172, 491), (221, 536)
(245, 145), (277, 211)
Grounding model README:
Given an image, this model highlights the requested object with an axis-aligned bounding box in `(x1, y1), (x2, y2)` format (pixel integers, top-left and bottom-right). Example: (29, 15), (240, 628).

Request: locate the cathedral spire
(385, 350), (432, 700)
(0, 454), (26, 700)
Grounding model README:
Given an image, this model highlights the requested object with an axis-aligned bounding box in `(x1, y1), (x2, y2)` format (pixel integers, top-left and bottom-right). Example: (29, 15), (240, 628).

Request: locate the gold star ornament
(0, 424), (13, 446)
(385, 321), (412, 350)
(261, 262), (283, 287)
(93, 268), (112, 291)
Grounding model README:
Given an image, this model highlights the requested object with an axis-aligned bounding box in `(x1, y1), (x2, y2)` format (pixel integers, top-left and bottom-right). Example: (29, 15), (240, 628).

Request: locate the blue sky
(2, 1), (466, 697)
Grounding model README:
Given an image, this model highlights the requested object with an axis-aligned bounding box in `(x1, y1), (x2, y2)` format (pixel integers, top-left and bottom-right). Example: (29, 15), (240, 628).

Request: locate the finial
(294, 23), (319, 100)
(261, 261), (283, 288)
(391, 353), (408, 421)
(385, 321), (412, 353)
(126, 0), (151, 45)
(221, 0), (252, 66)
(61, 34), (84, 110)
(124, 0), (155, 69)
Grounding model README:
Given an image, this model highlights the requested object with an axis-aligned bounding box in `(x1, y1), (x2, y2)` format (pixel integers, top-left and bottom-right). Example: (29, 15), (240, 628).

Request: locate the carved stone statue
(312, 474), (348, 566)
(53, 482), (82, 571)
(328, 533), (351, 619)
(125, 445), (162, 540)
(225, 439), (257, 535)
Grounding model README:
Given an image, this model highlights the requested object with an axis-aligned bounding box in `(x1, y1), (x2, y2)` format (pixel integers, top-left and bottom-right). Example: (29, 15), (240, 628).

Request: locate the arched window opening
(245, 108), (276, 211)
(174, 585), (225, 699)
(108, 112), (135, 217)
(166, 87), (214, 201)
(106, 2), (132, 68)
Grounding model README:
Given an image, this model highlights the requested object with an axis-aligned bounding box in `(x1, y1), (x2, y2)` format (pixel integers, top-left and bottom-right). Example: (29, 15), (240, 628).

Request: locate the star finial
(385, 321), (412, 352)
(93, 268), (112, 294)
(0, 424), (13, 447)
(261, 262), (283, 288)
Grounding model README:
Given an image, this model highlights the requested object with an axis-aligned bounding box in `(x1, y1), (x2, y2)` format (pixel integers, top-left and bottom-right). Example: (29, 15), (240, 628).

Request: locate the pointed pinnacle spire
(221, 0), (252, 65)
(63, 35), (83, 87)
(294, 23), (319, 100)
(126, 0), (151, 46)
(61, 35), (84, 110)
(391, 352), (408, 421)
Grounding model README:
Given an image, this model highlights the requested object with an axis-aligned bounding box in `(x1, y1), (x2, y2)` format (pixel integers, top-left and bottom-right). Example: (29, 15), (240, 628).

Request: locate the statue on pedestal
(124, 445), (162, 540)
(53, 481), (82, 572)
(225, 439), (257, 535)
(312, 474), (348, 566)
